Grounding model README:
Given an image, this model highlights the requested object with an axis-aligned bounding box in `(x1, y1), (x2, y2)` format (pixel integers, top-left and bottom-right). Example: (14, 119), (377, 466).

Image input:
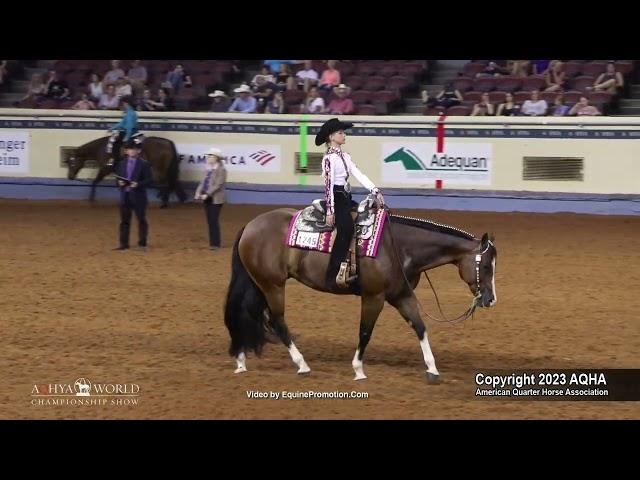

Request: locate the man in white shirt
(296, 60), (319, 91)
(521, 90), (548, 116)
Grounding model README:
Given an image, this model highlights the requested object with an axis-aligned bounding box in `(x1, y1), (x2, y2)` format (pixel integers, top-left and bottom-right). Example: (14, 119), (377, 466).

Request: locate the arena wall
(1, 110), (639, 214)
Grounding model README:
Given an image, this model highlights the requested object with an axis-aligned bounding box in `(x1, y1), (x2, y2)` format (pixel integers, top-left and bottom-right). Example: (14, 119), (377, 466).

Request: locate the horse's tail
(167, 139), (179, 190)
(224, 226), (273, 358)
(166, 139), (187, 201)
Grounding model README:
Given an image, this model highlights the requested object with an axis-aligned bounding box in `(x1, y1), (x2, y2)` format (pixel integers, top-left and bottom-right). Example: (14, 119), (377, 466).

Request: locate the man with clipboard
(113, 139), (153, 251)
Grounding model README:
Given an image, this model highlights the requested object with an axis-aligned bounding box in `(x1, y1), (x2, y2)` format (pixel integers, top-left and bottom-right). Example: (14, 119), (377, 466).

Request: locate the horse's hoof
(354, 373), (367, 381)
(234, 366), (247, 374)
(426, 372), (440, 384)
(297, 365), (311, 375)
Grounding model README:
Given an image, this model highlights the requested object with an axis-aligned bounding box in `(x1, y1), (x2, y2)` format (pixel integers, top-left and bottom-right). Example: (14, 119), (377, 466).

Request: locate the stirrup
(336, 261), (357, 289)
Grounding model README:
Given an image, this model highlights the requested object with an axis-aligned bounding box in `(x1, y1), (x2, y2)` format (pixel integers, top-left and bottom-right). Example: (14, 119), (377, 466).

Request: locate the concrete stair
(402, 60), (468, 114)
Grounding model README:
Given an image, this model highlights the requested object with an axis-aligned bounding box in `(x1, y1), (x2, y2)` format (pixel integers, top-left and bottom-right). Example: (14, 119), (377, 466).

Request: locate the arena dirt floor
(2, 199), (639, 420)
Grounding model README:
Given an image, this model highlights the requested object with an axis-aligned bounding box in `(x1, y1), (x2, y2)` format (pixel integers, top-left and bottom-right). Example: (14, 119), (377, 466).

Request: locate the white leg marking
(289, 342), (311, 374)
(352, 349), (367, 380)
(234, 351), (247, 374)
(420, 335), (439, 375)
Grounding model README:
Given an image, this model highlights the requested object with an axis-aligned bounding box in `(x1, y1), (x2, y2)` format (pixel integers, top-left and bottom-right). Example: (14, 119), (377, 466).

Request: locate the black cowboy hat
(314, 117), (354, 146)
(124, 138), (142, 149)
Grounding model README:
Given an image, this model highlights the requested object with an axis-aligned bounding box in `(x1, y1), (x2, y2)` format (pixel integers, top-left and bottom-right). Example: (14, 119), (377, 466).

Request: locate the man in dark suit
(113, 138), (153, 251)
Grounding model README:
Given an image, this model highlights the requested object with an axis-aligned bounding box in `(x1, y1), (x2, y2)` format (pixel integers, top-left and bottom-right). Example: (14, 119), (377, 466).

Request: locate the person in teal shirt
(107, 95), (141, 164)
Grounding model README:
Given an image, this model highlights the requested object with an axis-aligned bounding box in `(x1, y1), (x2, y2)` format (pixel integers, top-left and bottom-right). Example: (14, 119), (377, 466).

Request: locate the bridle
(474, 240), (493, 298)
(385, 205), (493, 325)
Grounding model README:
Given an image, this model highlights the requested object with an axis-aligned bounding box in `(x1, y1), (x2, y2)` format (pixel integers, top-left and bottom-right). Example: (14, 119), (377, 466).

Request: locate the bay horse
(66, 135), (187, 208)
(224, 200), (498, 382)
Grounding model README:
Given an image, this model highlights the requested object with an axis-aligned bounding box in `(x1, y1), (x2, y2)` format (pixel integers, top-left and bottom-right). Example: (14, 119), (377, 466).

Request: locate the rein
(384, 206), (486, 325)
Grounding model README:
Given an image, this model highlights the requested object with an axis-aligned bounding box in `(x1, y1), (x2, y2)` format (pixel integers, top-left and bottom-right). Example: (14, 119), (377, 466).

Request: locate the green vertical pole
(299, 115), (309, 186)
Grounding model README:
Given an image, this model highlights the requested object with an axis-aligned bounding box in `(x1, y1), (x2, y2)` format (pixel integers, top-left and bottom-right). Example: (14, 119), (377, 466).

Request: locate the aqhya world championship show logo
(31, 378), (140, 407)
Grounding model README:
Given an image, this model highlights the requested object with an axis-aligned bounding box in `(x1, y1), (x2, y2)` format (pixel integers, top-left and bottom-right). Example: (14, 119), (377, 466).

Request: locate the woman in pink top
(319, 60), (341, 92)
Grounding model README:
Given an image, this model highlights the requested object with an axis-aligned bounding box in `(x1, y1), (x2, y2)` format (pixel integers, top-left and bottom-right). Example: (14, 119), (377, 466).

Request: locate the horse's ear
(481, 233), (489, 248)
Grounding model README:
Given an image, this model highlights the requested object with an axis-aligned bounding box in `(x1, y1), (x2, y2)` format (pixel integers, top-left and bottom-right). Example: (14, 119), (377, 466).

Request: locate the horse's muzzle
(476, 292), (495, 308)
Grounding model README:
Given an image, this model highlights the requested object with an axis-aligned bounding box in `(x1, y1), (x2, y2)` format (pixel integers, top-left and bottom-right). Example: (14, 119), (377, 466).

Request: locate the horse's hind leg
(263, 286), (311, 374)
(234, 351), (247, 373)
(174, 181), (187, 203)
(389, 295), (439, 383)
(159, 186), (169, 208)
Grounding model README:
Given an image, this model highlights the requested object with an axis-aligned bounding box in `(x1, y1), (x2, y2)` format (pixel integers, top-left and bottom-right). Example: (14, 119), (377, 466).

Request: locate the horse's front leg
(389, 294), (440, 384)
(90, 166), (113, 202)
(352, 293), (385, 380)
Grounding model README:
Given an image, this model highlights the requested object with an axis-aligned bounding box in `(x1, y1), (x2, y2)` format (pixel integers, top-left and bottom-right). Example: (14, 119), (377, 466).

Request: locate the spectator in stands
(165, 64), (192, 92)
(477, 61), (509, 78)
(533, 60), (552, 75)
(138, 89), (155, 111)
(520, 90), (548, 116)
(263, 60), (293, 75)
(228, 60), (250, 85)
(22, 73), (47, 102)
(266, 91), (285, 114)
(301, 86), (325, 113)
(326, 84), (354, 115)
(496, 92), (520, 116)
(228, 84), (257, 113)
(549, 93), (570, 116)
(72, 93), (96, 110)
(115, 77), (133, 99)
(127, 60), (148, 94)
(592, 61), (624, 94)
(88, 73), (104, 102)
(569, 96), (601, 116)
(275, 63), (296, 91)
(104, 60), (125, 85)
(208, 90), (229, 112)
(251, 65), (275, 87)
(44, 70), (70, 100)
(544, 61), (568, 92)
(252, 75), (277, 113)
(319, 60), (341, 92)
(422, 83), (463, 109)
(99, 84), (120, 110)
(509, 60), (531, 77)
(296, 60), (319, 92)
(152, 88), (175, 111)
(471, 92), (495, 116)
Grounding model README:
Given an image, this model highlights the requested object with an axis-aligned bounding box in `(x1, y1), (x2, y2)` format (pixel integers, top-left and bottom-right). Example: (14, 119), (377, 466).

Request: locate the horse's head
(457, 233), (497, 308)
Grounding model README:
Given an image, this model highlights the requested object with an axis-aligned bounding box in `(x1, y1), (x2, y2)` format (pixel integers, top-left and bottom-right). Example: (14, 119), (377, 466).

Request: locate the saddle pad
(285, 208), (387, 258)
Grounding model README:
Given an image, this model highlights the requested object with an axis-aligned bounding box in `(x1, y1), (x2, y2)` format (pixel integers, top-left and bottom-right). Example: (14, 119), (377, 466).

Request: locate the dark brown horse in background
(66, 136), (187, 208)
(224, 200), (498, 382)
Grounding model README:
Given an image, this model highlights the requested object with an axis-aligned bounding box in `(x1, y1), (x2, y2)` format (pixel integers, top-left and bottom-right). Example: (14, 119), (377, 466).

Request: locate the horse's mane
(76, 136), (108, 155)
(388, 214), (476, 241)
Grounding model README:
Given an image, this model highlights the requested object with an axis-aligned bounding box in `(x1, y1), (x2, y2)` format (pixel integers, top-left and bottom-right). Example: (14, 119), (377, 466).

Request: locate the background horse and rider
(66, 135), (187, 208)
(224, 196), (498, 382)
